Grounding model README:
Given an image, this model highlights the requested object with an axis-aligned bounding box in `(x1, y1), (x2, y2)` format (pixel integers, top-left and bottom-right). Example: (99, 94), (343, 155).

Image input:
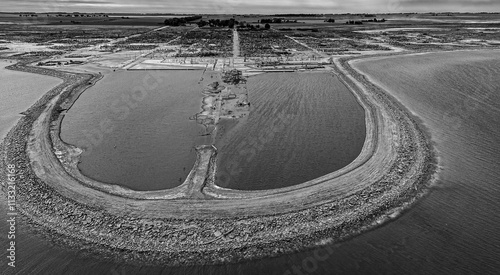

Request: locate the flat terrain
(0, 12), (499, 270)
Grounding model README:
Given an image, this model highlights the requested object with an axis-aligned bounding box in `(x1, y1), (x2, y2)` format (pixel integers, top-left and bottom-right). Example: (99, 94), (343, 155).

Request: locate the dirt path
(284, 34), (328, 58)
(233, 27), (240, 58)
(121, 26), (196, 69)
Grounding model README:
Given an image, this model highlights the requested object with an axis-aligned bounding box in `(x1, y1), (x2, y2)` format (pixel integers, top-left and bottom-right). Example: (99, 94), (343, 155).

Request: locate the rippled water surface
(2, 50), (500, 274)
(345, 50), (500, 274)
(215, 72), (366, 190)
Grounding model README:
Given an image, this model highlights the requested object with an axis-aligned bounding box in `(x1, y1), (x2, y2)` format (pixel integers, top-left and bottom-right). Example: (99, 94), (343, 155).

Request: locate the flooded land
(61, 70), (208, 191)
(1, 11), (500, 274)
(216, 72), (365, 190)
(345, 50), (500, 274)
(0, 60), (62, 139)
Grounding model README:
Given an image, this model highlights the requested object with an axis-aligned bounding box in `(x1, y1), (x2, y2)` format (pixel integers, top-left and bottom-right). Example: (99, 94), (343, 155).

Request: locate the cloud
(402, 0), (499, 5)
(58, 0), (115, 3)
(1, 0), (499, 13)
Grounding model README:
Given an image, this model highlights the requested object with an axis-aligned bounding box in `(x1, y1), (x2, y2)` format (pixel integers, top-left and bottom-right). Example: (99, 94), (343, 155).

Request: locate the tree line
(273, 14), (322, 17)
(164, 15), (202, 26)
(197, 18), (237, 28)
(345, 18), (386, 25)
(196, 19), (271, 30)
(259, 18), (297, 23)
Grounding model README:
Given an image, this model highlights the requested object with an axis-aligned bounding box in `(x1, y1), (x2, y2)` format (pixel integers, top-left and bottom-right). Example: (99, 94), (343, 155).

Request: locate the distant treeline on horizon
(4, 11), (500, 16)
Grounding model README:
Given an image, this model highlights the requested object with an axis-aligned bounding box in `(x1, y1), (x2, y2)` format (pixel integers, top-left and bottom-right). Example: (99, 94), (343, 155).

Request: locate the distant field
(0, 12), (498, 59)
(1, 12), (499, 27)
(0, 14), (187, 26)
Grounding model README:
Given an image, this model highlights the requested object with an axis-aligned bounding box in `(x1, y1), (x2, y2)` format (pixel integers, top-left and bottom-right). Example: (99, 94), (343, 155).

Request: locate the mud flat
(0, 55), (435, 266)
(193, 69), (250, 138)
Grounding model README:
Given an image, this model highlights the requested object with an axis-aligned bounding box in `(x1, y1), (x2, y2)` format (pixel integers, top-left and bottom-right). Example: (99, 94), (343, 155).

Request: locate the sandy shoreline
(0, 54), (436, 266)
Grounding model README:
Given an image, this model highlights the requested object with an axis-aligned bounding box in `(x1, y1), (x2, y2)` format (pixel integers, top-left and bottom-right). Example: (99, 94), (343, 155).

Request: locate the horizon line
(3, 11), (500, 15)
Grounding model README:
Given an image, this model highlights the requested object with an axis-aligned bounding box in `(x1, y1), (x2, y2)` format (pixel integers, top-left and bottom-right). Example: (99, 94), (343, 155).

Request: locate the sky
(1, 0), (500, 14)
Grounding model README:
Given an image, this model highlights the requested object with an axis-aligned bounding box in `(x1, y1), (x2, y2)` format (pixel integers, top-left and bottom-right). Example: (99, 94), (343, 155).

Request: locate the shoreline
(0, 52), (437, 266)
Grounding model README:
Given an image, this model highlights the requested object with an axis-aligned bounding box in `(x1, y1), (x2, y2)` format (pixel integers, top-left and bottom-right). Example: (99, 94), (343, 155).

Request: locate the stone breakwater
(0, 56), (436, 266)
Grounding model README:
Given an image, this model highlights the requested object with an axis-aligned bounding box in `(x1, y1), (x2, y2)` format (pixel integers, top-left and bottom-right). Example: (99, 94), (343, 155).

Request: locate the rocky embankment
(0, 56), (436, 266)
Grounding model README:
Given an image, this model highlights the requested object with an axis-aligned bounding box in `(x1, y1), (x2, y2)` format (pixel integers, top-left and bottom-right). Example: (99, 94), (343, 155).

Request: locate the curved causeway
(0, 56), (436, 266)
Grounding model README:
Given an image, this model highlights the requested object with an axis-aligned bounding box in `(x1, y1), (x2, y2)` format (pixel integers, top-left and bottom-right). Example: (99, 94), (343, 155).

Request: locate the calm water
(61, 70), (209, 191)
(215, 72), (366, 190)
(2, 50), (500, 274)
(0, 60), (62, 140)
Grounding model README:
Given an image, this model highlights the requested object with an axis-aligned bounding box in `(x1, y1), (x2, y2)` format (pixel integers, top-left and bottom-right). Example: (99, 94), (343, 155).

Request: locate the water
(344, 50), (500, 274)
(60, 70), (209, 191)
(215, 72), (366, 190)
(61, 70), (366, 192)
(0, 60), (62, 140)
(2, 50), (500, 274)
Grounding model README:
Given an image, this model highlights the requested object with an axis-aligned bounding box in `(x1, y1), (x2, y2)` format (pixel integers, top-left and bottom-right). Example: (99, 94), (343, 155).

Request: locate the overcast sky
(2, 0), (500, 14)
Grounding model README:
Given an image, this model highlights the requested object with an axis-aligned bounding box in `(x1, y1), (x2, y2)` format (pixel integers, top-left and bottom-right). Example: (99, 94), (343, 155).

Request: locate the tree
(228, 19), (235, 29)
(264, 23), (270, 29)
(197, 20), (208, 27)
(164, 15), (202, 26)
